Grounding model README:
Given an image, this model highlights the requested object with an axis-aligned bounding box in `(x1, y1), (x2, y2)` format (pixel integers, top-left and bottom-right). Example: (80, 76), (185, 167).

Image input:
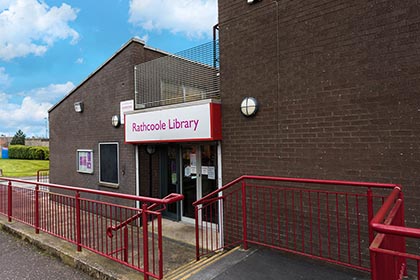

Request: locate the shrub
(8, 145), (49, 160)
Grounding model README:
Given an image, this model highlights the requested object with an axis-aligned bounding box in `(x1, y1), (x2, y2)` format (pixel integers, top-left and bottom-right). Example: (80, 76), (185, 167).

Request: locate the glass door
(166, 146), (179, 218)
(200, 144), (218, 223)
(181, 145), (200, 221)
(180, 144), (218, 223)
(159, 145), (180, 220)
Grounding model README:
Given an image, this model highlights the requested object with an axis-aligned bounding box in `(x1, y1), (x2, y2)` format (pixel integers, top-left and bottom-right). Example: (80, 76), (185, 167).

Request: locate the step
(164, 247), (240, 280)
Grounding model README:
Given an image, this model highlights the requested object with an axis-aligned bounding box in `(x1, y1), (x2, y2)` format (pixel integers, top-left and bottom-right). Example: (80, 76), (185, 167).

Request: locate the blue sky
(0, 0), (218, 137)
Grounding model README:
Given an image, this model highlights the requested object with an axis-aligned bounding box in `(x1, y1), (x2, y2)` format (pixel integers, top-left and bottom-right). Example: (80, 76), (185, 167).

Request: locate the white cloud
(0, 67), (10, 87)
(24, 81), (75, 102)
(0, 0), (79, 61)
(0, 81), (74, 136)
(0, 91), (9, 103)
(129, 0), (218, 39)
(75, 57), (84, 64)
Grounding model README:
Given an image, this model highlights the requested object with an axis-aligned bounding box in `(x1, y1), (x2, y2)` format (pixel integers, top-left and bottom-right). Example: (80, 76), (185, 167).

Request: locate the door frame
(159, 145), (181, 220)
(180, 144), (202, 224)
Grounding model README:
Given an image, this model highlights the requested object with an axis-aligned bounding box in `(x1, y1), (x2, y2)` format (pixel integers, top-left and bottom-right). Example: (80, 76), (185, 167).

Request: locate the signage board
(125, 102), (221, 143)
(120, 100), (134, 125)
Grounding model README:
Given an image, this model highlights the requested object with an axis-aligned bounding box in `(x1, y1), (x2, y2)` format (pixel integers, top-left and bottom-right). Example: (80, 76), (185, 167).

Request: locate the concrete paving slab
(190, 247), (370, 280)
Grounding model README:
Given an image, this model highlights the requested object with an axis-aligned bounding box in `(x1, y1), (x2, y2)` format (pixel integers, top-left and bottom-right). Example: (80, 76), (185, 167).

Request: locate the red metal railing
(370, 187), (420, 280)
(194, 175), (399, 273)
(36, 169), (49, 183)
(0, 177), (183, 280)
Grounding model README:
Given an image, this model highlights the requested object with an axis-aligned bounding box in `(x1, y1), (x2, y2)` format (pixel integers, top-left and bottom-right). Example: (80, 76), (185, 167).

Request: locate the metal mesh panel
(135, 40), (220, 109)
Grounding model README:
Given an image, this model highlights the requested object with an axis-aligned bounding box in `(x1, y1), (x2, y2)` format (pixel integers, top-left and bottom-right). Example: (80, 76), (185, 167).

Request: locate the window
(99, 142), (119, 186)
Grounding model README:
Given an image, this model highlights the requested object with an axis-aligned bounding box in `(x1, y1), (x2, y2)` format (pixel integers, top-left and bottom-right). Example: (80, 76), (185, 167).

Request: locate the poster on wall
(120, 100), (134, 125)
(77, 149), (93, 174)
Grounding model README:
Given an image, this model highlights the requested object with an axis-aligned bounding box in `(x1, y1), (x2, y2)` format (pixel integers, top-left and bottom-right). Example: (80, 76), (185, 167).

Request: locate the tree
(10, 129), (26, 145)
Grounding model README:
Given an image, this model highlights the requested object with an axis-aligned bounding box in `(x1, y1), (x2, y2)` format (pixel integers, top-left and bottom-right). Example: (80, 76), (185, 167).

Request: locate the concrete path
(0, 229), (93, 280)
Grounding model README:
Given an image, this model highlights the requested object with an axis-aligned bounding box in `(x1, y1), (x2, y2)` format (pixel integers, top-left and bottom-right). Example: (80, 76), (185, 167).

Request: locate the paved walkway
(0, 229), (93, 280)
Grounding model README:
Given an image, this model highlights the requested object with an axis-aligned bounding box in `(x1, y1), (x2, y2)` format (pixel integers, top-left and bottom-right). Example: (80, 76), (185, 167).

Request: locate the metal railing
(36, 169), (49, 183)
(135, 40), (220, 109)
(0, 177), (183, 280)
(194, 175), (399, 273)
(370, 187), (420, 280)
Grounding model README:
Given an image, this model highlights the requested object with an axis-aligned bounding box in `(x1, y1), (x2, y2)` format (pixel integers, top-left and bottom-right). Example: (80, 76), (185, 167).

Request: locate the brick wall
(219, 0), (420, 252)
(0, 137), (10, 147)
(26, 138), (49, 147)
(49, 40), (164, 202)
(0, 137), (48, 147)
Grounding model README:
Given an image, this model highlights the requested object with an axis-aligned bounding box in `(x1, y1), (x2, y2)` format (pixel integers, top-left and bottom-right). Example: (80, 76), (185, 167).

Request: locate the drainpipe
(213, 24), (219, 68)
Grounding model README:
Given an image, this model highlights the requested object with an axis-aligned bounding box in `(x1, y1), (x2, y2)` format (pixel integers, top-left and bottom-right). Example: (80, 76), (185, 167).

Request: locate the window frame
(98, 142), (120, 187)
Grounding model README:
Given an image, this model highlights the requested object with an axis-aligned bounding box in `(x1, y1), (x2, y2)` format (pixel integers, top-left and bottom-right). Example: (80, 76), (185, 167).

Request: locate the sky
(0, 0), (218, 138)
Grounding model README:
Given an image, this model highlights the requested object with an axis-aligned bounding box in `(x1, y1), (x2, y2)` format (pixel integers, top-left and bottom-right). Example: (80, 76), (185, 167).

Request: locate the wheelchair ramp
(189, 247), (370, 280)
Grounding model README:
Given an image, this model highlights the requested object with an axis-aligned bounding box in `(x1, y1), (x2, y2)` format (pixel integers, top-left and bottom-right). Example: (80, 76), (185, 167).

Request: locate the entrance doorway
(180, 144), (218, 223)
(159, 143), (219, 223)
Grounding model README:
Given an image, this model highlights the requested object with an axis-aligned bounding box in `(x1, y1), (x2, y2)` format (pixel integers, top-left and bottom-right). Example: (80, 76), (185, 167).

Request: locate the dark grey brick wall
(219, 0), (420, 231)
(49, 40), (164, 199)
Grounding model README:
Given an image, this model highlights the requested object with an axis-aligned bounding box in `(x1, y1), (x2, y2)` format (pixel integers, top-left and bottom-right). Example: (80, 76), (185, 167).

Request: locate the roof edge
(49, 37), (165, 113)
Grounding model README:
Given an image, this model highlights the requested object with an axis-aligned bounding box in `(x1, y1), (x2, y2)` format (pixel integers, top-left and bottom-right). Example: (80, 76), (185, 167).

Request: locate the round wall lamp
(146, 145), (156, 155)
(111, 115), (120, 128)
(240, 97), (259, 117)
(247, 0), (261, 4)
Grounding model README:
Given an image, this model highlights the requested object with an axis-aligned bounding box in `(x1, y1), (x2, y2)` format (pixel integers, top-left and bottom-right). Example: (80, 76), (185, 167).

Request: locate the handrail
(106, 193), (183, 238)
(194, 175), (400, 206)
(36, 169), (49, 182)
(370, 187), (420, 239)
(0, 177), (183, 205)
(370, 187), (401, 225)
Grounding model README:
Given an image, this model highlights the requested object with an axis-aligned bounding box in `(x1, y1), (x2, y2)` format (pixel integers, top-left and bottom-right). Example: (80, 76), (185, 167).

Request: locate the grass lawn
(0, 159), (49, 177)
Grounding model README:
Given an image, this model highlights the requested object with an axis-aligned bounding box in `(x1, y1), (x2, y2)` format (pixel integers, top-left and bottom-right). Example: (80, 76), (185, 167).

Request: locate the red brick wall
(219, 0), (420, 230)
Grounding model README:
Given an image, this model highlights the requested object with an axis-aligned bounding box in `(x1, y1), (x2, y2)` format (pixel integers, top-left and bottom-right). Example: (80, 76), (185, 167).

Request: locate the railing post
(370, 250), (377, 280)
(75, 191), (82, 252)
(242, 180), (248, 250)
(142, 203), (149, 280)
(123, 226), (128, 262)
(158, 214), (163, 279)
(7, 180), (12, 222)
(398, 190), (407, 277)
(367, 187), (376, 280)
(195, 205), (200, 261)
(35, 184), (40, 234)
(367, 187), (374, 244)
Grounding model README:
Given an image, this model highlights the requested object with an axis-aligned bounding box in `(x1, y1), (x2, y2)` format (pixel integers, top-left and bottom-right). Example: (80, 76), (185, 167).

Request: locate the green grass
(0, 159), (49, 177)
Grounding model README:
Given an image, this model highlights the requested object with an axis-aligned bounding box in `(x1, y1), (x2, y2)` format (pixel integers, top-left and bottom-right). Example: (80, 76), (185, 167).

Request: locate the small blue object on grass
(1, 147), (8, 159)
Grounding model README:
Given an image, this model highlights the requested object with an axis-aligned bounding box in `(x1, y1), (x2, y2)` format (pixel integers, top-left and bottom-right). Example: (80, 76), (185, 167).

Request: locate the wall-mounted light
(74, 101), (84, 113)
(240, 97), (259, 117)
(111, 115), (120, 128)
(146, 145), (156, 155)
(247, 0), (261, 4)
